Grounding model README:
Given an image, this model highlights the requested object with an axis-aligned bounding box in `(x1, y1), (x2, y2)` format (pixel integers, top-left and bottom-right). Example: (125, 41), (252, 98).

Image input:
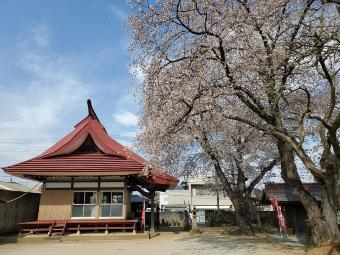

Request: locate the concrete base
(148, 230), (160, 239)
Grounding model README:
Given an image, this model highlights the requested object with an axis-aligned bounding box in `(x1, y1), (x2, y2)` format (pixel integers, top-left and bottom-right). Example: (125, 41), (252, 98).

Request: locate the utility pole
(215, 174), (220, 212)
(217, 189), (220, 212)
(190, 182), (193, 212)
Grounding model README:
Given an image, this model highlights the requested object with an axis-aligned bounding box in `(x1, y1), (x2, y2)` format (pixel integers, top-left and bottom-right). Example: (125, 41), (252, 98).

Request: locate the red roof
(5, 152), (144, 175)
(144, 169), (180, 186)
(4, 100), (179, 187)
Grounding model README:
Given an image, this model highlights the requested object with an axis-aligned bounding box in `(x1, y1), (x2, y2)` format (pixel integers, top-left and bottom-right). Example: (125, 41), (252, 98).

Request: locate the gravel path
(0, 232), (305, 255)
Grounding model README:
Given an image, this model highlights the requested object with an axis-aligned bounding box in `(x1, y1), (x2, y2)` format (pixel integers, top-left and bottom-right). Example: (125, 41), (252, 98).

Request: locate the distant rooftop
(262, 182), (321, 203)
(0, 181), (41, 194)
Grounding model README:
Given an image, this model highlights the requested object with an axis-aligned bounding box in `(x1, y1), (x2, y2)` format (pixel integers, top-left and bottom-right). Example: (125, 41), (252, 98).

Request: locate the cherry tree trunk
(320, 188), (340, 241)
(230, 195), (255, 235)
(319, 152), (340, 241)
(277, 140), (334, 245)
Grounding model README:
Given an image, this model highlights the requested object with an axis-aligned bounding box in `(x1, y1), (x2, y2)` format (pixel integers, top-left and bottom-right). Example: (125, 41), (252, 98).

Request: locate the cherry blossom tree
(137, 92), (278, 232)
(128, 0), (339, 244)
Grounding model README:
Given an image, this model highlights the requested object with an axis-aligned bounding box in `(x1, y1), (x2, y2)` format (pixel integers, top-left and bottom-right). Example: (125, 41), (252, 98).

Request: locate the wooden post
(150, 191), (155, 233)
(292, 206), (297, 235)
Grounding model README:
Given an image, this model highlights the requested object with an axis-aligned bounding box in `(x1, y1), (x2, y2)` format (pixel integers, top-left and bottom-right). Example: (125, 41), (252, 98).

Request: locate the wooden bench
(19, 219), (138, 236)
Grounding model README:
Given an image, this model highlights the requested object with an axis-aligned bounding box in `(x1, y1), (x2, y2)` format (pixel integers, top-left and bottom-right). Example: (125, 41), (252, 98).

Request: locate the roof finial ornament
(87, 99), (101, 123)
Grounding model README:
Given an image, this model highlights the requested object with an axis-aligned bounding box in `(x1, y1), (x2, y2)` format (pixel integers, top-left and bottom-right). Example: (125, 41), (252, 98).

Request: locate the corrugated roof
(0, 181), (41, 194)
(263, 183), (321, 202)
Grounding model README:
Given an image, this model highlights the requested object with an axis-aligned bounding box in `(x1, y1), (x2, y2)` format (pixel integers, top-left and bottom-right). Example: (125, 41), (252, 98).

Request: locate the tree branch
(246, 159), (278, 195)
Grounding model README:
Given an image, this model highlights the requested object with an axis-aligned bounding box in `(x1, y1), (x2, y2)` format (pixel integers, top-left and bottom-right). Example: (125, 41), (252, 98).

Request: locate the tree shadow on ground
(175, 233), (305, 255)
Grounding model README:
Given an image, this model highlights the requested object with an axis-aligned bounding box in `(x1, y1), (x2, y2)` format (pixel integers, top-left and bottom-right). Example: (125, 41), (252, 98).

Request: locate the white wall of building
(159, 176), (233, 211)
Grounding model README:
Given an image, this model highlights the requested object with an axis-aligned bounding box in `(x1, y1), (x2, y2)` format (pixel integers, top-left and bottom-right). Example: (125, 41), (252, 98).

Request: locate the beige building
(159, 177), (233, 223)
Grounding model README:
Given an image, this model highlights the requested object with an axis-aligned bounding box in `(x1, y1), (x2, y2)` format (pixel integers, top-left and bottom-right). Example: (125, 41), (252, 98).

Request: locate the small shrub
(251, 223), (277, 234)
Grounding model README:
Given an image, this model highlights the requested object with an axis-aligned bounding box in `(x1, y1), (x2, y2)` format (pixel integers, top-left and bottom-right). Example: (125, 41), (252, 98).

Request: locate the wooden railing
(19, 219), (138, 236)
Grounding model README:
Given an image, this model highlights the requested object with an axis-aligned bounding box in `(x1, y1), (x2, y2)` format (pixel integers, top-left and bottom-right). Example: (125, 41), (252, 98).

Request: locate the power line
(0, 183), (41, 204)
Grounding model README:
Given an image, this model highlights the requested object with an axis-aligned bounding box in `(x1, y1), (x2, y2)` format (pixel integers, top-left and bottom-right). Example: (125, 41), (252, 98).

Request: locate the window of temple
(100, 191), (124, 217)
(72, 191), (97, 217)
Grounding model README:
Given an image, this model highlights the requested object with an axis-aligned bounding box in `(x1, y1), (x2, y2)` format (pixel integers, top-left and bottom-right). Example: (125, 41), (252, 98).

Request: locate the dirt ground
(0, 232), (306, 255)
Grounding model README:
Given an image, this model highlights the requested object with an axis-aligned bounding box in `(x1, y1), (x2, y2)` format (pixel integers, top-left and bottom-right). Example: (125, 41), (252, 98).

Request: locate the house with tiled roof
(261, 182), (322, 240)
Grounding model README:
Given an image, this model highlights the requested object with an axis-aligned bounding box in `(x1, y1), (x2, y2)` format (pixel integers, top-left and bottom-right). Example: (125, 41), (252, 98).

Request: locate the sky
(0, 0), (314, 187)
(0, 0), (141, 185)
